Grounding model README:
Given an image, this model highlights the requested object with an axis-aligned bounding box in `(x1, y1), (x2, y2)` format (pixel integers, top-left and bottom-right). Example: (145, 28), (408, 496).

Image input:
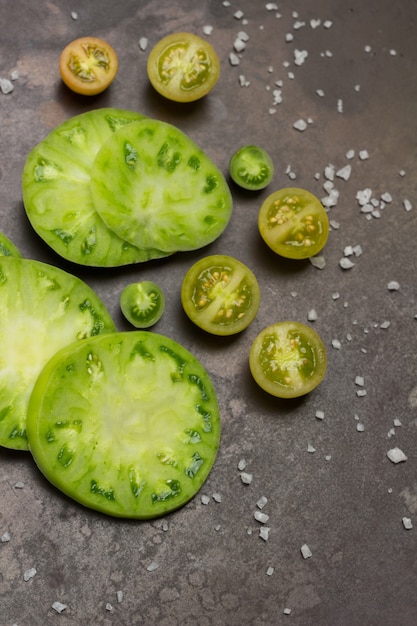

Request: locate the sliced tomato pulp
(250, 321), (327, 398)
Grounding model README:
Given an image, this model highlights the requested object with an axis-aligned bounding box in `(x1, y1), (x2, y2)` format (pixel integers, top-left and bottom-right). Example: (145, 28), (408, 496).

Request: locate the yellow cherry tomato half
(258, 188), (329, 259)
(59, 36), (118, 95)
(147, 32), (220, 103)
(250, 321), (327, 398)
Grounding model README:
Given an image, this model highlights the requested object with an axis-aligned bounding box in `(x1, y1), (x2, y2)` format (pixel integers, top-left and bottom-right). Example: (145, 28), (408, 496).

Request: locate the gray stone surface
(1, 0), (417, 624)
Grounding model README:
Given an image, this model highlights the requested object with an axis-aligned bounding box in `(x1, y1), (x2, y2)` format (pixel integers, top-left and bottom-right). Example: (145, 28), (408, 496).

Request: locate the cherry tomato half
(249, 321), (327, 398)
(229, 145), (274, 191)
(147, 32), (220, 103)
(258, 188), (329, 259)
(120, 281), (165, 329)
(181, 255), (260, 335)
(59, 37), (118, 95)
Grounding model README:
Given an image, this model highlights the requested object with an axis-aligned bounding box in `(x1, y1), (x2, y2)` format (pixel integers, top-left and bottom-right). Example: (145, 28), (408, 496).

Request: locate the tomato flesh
(120, 281), (165, 328)
(59, 37), (118, 95)
(26, 331), (220, 519)
(0, 257), (116, 451)
(258, 188), (329, 259)
(250, 321), (327, 398)
(181, 255), (260, 335)
(229, 145), (274, 191)
(147, 33), (220, 102)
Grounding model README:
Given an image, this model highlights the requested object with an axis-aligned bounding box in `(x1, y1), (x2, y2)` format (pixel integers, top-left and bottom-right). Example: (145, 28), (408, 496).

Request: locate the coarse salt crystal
(146, 561), (160, 572)
(403, 199), (412, 211)
(52, 602), (67, 614)
(359, 150), (369, 160)
(1, 531), (10, 542)
(138, 37), (148, 51)
(293, 118), (308, 131)
(229, 52), (240, 66)
(23, 567), (37, 582)
(212, 492), (222, 503)
(259, 527), (270, 541)
(201, 494), (210, 505)
(203, 25), (214, 35)
(387, 447), (407, 464)
(301, 544), (312, 559)
(257, 496), (268, 509)
(315, 410), (324, 420)
(387, 281), (400, 291)
(336, 165), (352, 181)
(266, 566), (274, 576)
(309, 255), (326, 269)
(254, 511), (269, 524)
(240, 472), (253, 484)
(332, 339), (341, 349)
(402, 517), (413, 530)
(307, 309), (318, 321)
(339, 258), (355, 270)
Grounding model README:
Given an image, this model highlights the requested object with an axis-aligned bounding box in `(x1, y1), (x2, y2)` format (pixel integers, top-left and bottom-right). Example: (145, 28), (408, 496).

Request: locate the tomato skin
(59, 37), (118, 95)
(249, 321), (327, 398)
(181, 254), (260, 336)
(258, 188), (329, 259)
(229, 145), (274, 191)
(120, 281), (165, 328)
(147, 32), (220, 103)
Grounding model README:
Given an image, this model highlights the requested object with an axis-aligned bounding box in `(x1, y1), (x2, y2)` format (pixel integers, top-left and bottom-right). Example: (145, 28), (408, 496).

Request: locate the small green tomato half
(229, 145), (274, 191)
(120, 281), (165, 328)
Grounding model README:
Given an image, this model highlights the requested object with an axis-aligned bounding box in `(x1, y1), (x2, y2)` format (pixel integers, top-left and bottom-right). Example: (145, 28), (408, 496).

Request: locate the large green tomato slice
(90, 119), (233, 253)
(27, 331), (221, 519)
(22, 108), (170, 267)
(0, 257), (116, 451)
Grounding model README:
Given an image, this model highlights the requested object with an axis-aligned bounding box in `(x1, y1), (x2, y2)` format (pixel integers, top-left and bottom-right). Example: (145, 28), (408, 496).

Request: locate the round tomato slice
(229, 145), (274, 191)
(258, 188), (329, 259)
(120, 281), (165, 329)
(59, 37), (118, 95)
(26, 331), (220, 519)
(181, 255), (260, 336)
(249, 321), (327, 398)
(147, 32), (220, 102)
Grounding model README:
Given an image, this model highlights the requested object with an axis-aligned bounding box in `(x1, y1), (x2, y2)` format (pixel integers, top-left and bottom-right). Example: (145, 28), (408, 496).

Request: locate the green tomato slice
(120, 281), (165, 328)
(258, 188), (329, 259)
(249, 321), (327, 398)
(229, 145), (274, 191)
(181, 254), (260, 335)
(27, 331), (221, 519)
(22, 108), (171, 267)
(0, 257), (116, 451)
(0, 231), (21, 257)
(90, 119), (233, 254)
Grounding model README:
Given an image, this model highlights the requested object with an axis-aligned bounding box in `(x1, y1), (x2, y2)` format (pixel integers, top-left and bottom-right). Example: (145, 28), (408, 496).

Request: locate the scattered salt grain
(138, 37), (149, 51)
(257, 496), (268, 509)
(330, 219), (340, 230)
(1, 531), (10, 543)
(393, 418), (402, 427)
(259, 527), (270, 541)
(116, 591), (124, 603)
(254, 511), (269, 524)
(240, 472), (253, 485)
(284, 608), (292, 615)
(293, 119), (308, 131)
(301, 544), (312, 559)
(307, 444), (316, 453)
(14, 482), (24, 489)
(337, 99), (343, 113)
(309, 255), (326, 269)
(387, 281), (400, 291)
(238, 458), (247, 471)
(315, 410), (324, 420)
(294, 49), (308, 66)
(229, 52), (240, 66)
(70, 11), (78, 20)
(402, 517), (413, 530)
(356, 389), (367, 397)
(0, 78), (13, 94)
(293, 21), (306, 30)
(285, 33), (294, 43)
(356, 422), (365, 432)
(202, 25), (213, 36)
(310, 19), (321, 29)
(233, 37), (247, 52)
(346, 149), (355, 159)
(331, 339), (341, 350)
(212, 492), (222, 503)
(307, 309), (318, 322)
(323, 20), (333, 28)
(316, 89), (325, 97)
(387, 447), (407, 464)
(355, 376), (365, 386)
(265, 2), (279, 10)
(266, 566), (274, 576)
(52, 602), (67, 614)
(356, 188), (372, 205)
(106, 603), (113, 611)
(146, 561), (160, 572)
(234, 10), (244, 19)
(339, 258), (355, 270)
(23, 567), (37, 582)
(359, 150), (369, 160)
(364, 45), (372, 53)
(201, 494), (210, 505)
(403, 199), (412, 211)
(336, 165), (352, 181)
